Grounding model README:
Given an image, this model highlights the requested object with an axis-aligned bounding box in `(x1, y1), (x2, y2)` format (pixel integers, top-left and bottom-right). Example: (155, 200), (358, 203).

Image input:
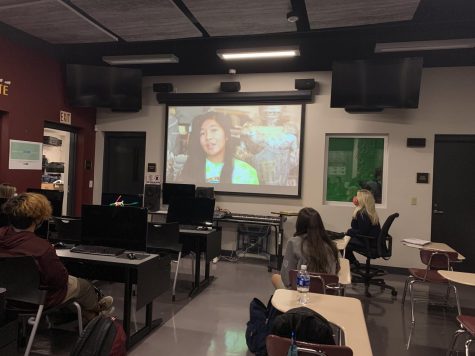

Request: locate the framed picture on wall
(9, 139), (43, 170)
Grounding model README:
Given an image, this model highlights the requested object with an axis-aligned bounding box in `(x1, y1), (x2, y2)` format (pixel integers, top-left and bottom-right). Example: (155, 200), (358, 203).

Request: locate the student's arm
(37, 246), (69, 290)
(346, 212), (372, 237)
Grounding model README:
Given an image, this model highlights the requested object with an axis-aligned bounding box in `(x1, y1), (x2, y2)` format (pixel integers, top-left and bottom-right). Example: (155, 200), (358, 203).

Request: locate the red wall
(0, 35), (96, 215)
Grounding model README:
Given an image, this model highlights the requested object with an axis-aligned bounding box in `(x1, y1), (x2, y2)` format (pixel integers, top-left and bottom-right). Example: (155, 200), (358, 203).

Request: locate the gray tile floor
(28, 257), (475, 355)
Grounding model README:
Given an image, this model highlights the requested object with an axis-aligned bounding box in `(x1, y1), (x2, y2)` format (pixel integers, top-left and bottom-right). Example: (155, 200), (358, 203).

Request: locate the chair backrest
(51, 216), (82, 243)
(289, 270), (339, 295)
(0, 256), (46, 305)
(377, 212), (399, 258)
(420, 249), (458, 270)
(147, 222), (181, 251)
(266, 335), (353, 356)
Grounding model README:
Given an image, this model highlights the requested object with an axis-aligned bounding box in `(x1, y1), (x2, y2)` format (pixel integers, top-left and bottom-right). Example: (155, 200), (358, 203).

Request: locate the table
(334, 235), (351, 257)
(271, 289), (372, 356)
(402, 241), (465, 260)
(438, 270), (475, 286)
(179, 228), (222, 297)
(56, 250), (170, 349)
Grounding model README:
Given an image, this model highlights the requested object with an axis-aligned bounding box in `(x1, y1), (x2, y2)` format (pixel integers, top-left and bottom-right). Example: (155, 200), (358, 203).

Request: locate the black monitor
(49, 217), (82, 244)
(166, 197), (215, 226)
(81, 205), (148, 251)
(26, 188), (63, 217)
(331, 57), (423, 109)
(101, 193), (143, 207)
(0, 198), (8, 228)
(195, 186), (215, 199)
(162, 183), (195, 205)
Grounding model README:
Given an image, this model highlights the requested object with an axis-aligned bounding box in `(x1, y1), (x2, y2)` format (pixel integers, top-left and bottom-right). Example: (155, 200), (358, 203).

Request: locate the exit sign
(60, 110), (71, 124)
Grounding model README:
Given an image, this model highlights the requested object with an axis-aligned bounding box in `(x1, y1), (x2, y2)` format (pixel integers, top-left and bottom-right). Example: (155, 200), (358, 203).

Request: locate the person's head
(353, 189), (379, 225)
(180, 111), (234, 184)
(2, 193), (52, 230)
(259, 105), (283, 126)
(295, 207), (340, 274)
(0, 183), (17, 199)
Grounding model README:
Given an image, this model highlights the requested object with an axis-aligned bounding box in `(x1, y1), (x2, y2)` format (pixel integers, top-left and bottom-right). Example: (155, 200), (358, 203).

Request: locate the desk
(56, 250), (170, 349)
(402, 241), (465, 260)
(271, 289), (372, 356)
(179, 228), (222, 297)
(438, 270), (475, 287)
(334, 236), (351, 257)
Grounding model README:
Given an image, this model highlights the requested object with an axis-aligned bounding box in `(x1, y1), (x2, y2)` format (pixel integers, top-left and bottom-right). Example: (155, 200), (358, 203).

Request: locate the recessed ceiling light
(102, 54), (179, 65)
(287, 11), (299, 23)
(375, 38), (475, 53)
(217, 47), (300, 60)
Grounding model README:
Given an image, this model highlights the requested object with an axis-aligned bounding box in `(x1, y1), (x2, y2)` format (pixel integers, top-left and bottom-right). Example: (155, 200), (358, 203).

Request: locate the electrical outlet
(410, 197), (417, 205)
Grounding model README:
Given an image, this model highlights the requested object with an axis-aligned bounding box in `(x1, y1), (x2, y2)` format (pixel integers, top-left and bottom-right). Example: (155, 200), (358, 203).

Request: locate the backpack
(246, 296), (282, 356)
(70, 315), (126, 356)
(270, 307), (335, 345)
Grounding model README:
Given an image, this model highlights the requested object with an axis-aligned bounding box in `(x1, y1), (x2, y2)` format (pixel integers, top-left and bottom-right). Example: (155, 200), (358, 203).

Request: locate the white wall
(93, 67), (475, 268)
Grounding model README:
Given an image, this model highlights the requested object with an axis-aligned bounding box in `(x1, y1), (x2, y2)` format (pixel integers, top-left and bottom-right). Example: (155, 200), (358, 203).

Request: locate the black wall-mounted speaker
(407, 138), (426, 148)
(295, 78), (316, 90)
(220, 81), (241, 92)
(143, 184), (161, 212)
(153, 83), (174, 93)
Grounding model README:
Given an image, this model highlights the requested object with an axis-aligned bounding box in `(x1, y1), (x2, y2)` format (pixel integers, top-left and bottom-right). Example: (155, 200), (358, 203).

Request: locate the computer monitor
(81, 205), (148, 251)
(49, 216), (82, 244)
(26, 188), (63, 217)
(0, 198), (8, 228)
(166, 197), (215, 226)
(195, 186), (215, 199)
(162, 183), (195, 205)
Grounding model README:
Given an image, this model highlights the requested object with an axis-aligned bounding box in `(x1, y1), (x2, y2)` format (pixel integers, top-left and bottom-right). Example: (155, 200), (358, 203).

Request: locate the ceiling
(0, 0), (474, 76)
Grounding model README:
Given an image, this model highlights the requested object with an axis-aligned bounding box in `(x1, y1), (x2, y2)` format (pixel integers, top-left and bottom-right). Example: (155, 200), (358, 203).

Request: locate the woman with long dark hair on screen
(179, 111), (259, 185)
(271, 207), (340, 289)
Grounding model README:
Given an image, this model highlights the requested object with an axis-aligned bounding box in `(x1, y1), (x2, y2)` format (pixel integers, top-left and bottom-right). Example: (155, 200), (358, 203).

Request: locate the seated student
(345, 189), (381, 267)
(0, 193), (113, 322)
(0, 182), (17, 199)
(272, 207), (340, 289)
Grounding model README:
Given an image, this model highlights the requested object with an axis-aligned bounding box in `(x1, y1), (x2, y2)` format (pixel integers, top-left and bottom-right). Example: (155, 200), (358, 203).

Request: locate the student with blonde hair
(0, 193), (113, 322)
(0, 183), (16, 199)
(345, 189), (381, 268)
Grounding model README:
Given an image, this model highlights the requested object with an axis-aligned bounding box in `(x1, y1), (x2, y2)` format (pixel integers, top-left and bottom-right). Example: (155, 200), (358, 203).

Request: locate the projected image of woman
(179, 111), (259, 185)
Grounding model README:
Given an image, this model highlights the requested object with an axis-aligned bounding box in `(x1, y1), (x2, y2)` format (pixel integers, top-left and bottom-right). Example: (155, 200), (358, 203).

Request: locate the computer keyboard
(70, 245), (125, 256)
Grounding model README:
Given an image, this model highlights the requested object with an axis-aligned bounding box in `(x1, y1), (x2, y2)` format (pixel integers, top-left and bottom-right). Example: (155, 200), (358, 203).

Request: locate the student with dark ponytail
(272, 207), (340, 289)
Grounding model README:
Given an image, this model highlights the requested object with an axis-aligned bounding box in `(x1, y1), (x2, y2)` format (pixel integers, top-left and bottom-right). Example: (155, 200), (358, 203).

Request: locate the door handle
(433, 209), (445, 214)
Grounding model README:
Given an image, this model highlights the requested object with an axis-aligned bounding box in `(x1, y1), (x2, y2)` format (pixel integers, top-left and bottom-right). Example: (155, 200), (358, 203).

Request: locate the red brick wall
(0, 35), (96, 215)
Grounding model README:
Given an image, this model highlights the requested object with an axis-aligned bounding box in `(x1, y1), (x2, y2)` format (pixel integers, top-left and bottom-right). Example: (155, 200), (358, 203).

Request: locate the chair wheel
(391, 290), (398, 296)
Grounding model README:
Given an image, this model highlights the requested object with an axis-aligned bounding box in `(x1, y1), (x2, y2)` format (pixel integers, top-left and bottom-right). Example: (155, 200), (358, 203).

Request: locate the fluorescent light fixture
(102, 54), (179, 65)
(217, 47), (300, 60)
(375, 38), (475, 53)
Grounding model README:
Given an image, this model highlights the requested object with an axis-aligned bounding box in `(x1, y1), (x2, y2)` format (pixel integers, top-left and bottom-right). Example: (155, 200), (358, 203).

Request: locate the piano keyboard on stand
(223, 213), (283, 225)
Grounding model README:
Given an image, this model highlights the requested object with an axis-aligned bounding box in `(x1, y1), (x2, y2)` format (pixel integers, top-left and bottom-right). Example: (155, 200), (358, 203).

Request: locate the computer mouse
(127, 253), (137, 260)
(53, 242), (66, 249)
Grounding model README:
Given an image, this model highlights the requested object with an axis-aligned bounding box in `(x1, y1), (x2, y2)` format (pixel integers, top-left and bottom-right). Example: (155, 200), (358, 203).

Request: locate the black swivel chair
(147, 222), (184, 302)
(0, 256), (83, 356)
(350, 213), (399, 297)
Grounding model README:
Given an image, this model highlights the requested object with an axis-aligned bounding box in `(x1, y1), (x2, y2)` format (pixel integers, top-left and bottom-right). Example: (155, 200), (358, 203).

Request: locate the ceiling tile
(306, 0), (420, 29)
(71, 0), (202, 41)
(183, 0), (295, 36)
(0, 0), (117, 43)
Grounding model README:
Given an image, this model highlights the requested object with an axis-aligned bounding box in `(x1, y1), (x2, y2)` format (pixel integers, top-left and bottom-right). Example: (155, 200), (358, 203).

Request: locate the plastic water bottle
(296, 264), (310, 305)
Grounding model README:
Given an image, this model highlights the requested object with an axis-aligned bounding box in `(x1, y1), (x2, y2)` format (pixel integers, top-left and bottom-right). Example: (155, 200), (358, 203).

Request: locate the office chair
(350, 213), (399, 297)
(401, 249), (461, 324)
(0, 256), (82, 356)
(289, 270), (342, 295)
(447, 315), (475, 356)
(147, 222), (186, 301)
(266, 335), (353, 356)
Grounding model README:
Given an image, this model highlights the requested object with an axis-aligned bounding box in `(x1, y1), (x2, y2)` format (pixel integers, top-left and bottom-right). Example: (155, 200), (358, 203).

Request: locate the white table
(402, 241), (465, 260)
(334, 235), (351, 257)
(438, 270), (475, 286)
(272, 289), (372, 356)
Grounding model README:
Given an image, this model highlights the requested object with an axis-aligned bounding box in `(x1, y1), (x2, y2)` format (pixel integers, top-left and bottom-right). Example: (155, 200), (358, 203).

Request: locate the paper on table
(402, 238), (430, 246)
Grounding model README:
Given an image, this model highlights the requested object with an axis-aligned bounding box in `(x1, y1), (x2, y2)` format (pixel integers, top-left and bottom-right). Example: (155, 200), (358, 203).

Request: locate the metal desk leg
(123, 270), (133, 348)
